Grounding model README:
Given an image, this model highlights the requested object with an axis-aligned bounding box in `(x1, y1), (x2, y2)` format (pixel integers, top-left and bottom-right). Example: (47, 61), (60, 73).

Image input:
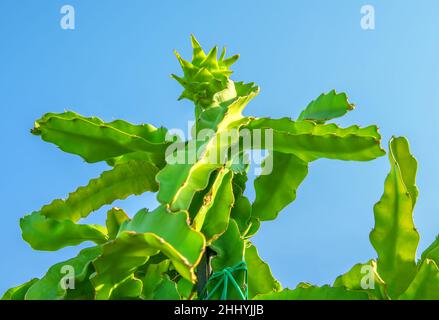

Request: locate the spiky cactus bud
(172, 35), (240, 109)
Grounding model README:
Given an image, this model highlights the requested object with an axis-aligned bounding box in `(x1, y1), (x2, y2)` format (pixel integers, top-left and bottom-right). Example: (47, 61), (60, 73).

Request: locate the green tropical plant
(255, 137), (439, 300)
(5, 36), (427, 300)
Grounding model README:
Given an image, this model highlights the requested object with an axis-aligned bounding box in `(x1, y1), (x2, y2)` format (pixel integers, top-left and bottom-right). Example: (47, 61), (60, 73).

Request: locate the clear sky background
(1, 0), (438, 294)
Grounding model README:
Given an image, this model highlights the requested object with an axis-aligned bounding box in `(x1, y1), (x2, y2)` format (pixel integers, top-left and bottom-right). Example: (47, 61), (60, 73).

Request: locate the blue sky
(1, 0), (439, 294)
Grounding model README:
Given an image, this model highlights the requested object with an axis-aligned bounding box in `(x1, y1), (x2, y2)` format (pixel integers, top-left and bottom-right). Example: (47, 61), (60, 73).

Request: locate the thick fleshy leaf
(110, 275), (143, 300)
(39, 160), (159, 222)
(126, 208), (206, 278)
(64, 275), (96, 300)
(91, 206), (205, 299)
(156, 159), (219, 212)
(245, 243), (281, 299)
(230, 195), (252, 235)
(245, 218), (261, 238)
(297, 90), (354, 123)
(106, 207), (130, 240)
(246, 117), (382, 139)
(106, 151), (167, 169)
(370, 137), (419, 298)
(399, 259), (439, 300)
(210, 219), (244, 271)
(21, 212), (107, 251)
(90, 234), (158, 300)
(141, 260), (171, 299)
(188, 170), (219, 221)
(229, 149), (249, 174)
(193, 169), (235, 242)
(252, 152), (308, 221)
(152, 276), (181, 300)
(123, 207), (206, 280)
(1, 278), (39, 300)
(157, 87), (257, 212)
(333, 260), (387, 299)
(195, 80), (242, 131)
(254, 284), (369, 300)
(421, 235), (439, 265)
(388, 136), (418, 207)
(25, 247), (101, 300)
(245, 117), (385, 162)
(32, 111), (168, 163)
(231, 171), (248, 199)
(177, 278), (194, 300)
(208, 219), (246, 300)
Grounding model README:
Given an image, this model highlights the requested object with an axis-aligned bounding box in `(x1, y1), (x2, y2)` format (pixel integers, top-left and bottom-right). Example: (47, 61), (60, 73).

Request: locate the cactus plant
(255, 137), (439, 300)
(5, 36), (433, 300)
